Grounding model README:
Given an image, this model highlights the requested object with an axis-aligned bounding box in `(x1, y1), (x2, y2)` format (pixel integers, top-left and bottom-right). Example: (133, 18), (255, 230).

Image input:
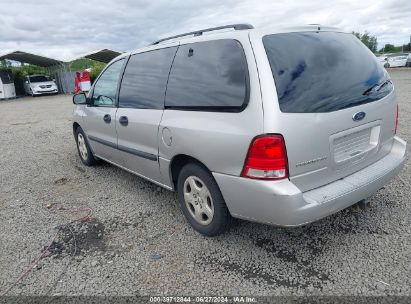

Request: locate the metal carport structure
(0, 50), (63, 67)
(65, 49), (122, 93)
(69, 49), (123, 64)
(0, 50), (70, 94)
(0, 48), (123, 94)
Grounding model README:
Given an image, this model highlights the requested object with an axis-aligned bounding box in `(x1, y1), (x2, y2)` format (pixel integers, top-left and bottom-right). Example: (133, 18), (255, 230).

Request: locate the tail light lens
(394, 104), (399, 134)
(241, 134), (288, 180)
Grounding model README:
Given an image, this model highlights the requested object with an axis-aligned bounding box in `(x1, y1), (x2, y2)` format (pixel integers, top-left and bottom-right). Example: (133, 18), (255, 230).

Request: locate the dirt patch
(74, 164), (86, 173)
(54, 177), (69, 185)
(46, 218), (105, 258)
(197, 252), (332, 290)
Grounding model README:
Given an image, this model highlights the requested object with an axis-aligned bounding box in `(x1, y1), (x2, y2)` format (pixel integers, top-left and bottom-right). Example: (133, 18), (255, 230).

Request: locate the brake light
(394, 104), (399, 134)
(241, 134), (288, 180)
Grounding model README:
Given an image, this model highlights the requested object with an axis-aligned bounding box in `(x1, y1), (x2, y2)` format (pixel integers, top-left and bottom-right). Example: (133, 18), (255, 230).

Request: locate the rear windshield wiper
(362, 80), (392, 96)
(376, 79), (391, 91)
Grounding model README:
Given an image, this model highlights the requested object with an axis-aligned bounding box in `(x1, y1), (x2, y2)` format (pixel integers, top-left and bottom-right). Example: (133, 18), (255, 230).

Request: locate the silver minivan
(72, 24), (407, 236)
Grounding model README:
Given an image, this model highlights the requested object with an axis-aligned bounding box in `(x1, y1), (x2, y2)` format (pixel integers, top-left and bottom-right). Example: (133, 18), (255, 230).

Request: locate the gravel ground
(0, 69), (410, 298)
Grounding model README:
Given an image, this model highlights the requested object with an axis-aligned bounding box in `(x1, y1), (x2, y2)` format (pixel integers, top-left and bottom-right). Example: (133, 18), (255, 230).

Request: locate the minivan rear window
(263, 32), (393, 113)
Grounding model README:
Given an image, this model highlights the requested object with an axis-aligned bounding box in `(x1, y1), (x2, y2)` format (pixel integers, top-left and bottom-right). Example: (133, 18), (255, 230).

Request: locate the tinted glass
(0, 71), (13, 84)
(263, 32), (393, 113)
(119, 47), (177, 109)
(29, 75), (49, 83)
(92, 59), (124, 106)
(165, 39), (248, 110)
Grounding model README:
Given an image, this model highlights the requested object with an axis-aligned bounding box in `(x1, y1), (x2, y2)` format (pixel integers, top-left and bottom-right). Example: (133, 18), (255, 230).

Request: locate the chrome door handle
(103, 114), (111, 123)
(119, 116), (128, 126)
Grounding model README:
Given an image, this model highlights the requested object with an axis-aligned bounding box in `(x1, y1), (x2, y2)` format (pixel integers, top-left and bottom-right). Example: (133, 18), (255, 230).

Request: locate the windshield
(263, 32), (393, 113)
(29, 75), (50, 83)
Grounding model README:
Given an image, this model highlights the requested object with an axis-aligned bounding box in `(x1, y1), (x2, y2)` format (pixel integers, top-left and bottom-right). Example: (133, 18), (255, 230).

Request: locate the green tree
(402, 43), (411, 52)
(352, 31), (378, 52)
(0, 59), (10, 68)
(69, 58), (106, 83)
(89, 63), (105, 83)
(379, 44), (397, 53)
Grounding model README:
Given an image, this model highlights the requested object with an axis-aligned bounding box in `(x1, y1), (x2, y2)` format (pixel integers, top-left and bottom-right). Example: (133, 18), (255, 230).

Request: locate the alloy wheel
(183, 176), (214, 225)
(77, 133), (88, 160)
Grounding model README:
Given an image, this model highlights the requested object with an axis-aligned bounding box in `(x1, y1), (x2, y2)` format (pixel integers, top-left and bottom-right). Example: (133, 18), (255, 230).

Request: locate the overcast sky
(1, 0), (410, 61)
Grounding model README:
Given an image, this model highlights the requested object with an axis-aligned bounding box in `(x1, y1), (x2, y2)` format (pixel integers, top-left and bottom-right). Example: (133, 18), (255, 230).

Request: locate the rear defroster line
(0, 206), (93, 296)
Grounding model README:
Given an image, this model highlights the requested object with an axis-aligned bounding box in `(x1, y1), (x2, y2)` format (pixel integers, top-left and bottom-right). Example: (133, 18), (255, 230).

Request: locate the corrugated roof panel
(0, 51), (63, 67)
(71, 49), (123, 63)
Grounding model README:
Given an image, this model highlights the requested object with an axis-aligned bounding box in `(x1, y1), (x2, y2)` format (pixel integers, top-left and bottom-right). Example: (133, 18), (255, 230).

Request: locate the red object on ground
(79, 71), (91, 92)
(79, 71), (90, 83)
(74, 71), (91, 94)
(74, 72), (81, 94)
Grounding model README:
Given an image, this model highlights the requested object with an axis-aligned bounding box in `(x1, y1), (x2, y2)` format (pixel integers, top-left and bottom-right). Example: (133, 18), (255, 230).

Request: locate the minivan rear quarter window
(165, 39), (248, 111)
(263, 32), (393, 113)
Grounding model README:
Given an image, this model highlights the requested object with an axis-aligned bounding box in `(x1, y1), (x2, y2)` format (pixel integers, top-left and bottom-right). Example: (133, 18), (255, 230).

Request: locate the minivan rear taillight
(241, 135), (288, 180)
(394, 104), (399, 134)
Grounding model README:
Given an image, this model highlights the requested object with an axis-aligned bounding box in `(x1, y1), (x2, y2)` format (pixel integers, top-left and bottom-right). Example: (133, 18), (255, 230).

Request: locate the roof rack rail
(152, 24), (254, 45)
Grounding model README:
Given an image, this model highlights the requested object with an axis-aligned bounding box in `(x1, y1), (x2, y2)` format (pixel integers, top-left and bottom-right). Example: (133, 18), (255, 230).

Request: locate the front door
(83, 58), (125, 165)
(115, 46), (178, 183)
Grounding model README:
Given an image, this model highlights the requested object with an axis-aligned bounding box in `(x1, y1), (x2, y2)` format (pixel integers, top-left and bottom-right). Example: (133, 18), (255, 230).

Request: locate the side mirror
(24, 80), (29, 84)
(73, 93), (88, 105)
(52, 79), (56, 82)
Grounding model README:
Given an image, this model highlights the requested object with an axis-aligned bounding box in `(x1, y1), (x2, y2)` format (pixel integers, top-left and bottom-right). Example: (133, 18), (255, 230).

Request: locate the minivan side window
(165, 39), (248, 111)
(91, 59), (124, 107)
(119, 47), (177, 109)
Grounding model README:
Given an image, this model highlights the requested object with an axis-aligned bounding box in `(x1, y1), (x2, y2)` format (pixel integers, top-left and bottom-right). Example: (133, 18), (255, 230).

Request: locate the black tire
(75, 127), (97, 166)
(384, 63), (390, 68)
(177, 163), (232, 236)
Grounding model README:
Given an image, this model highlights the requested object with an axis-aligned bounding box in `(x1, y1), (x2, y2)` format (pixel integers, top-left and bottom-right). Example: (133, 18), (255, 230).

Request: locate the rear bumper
(213, 136), (407, 227)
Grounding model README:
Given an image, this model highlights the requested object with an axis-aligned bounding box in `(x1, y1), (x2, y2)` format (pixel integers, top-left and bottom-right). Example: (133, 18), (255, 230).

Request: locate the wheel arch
(169, 154), (212, 191)
(73, 122), (81, 137)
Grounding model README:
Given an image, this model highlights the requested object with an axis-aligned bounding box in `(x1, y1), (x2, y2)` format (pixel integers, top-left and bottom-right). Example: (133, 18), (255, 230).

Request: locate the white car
(377, 55), (388, 67)
(24, 75), (58, 96)
(384, 54), (408, 68)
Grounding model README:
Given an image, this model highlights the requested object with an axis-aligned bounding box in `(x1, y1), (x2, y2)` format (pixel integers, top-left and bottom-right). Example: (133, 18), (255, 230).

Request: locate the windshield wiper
(362, 80), (391, 96)
(376, 79), (391, 91)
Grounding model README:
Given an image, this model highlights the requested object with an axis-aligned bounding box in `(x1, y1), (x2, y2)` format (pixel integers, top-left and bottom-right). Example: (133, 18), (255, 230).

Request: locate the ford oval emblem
(353, 111), (366, 121)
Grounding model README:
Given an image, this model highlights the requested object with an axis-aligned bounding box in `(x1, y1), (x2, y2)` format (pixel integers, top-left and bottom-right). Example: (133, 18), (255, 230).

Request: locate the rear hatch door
(261, 31), (396, 192)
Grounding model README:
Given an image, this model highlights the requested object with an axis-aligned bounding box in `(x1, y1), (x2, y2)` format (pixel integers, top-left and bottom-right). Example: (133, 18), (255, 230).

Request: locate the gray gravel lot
(0, 69), (410, 297)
